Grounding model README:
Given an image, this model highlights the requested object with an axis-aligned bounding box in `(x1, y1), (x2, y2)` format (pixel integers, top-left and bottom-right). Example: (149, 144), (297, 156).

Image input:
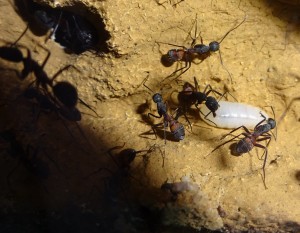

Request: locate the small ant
(208, 109), (277, 189)
(158, 14), (247, 82)
(142, 76), (185, 143)
(0, 130), (58, 192)
(178, 76), (236, 127)
(85, 144), (156, 198)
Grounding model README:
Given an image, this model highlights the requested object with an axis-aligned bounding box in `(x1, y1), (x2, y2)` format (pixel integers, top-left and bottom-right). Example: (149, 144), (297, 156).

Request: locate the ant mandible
(208, 109), (276, 189)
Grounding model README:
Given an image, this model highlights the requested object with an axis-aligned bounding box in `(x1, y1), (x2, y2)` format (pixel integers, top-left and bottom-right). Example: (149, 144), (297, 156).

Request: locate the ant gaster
(142, 76), (185, 142)
(208, 109), (277, 189)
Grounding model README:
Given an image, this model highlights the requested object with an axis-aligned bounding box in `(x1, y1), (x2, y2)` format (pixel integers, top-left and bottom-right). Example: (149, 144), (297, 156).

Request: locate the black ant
(207, 109), (277, 189)
(24, 86), (82, 122)
(85, 144), (156, 198)
(158, 14), (247, 82)
(0, 130), (59, 192)
(0, 41), (56, 89)
(0, 41), (98, 118)
(142, 77), (185, 143)
(178, 76), (236, 127)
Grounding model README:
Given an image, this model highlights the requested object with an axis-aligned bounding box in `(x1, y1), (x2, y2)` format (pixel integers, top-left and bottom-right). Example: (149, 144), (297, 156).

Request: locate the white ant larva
(200, 101), (269, 129)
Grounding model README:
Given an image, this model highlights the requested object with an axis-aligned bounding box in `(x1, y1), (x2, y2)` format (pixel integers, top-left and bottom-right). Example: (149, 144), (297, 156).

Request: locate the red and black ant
(141, 76), (185, 143)
(208, 109), (277, 189)
(157, 14), (247, 82)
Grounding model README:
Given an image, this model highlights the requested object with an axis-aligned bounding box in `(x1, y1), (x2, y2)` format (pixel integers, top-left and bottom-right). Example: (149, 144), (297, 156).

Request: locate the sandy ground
(0, 0), (300, 232)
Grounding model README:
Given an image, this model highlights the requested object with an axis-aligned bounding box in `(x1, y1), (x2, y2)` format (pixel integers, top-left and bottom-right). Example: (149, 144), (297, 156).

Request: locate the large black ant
(0, 41), (98, 118)
(177, 76), (236, 127)
(142, 77), (185, 143)
(158, 14), (247, 82)
(207, 110), (277, 189)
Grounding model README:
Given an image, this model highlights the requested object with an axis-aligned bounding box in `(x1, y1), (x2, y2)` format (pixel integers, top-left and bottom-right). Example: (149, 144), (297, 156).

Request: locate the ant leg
(193, 76), (200, 92)
(202, 111), (217, 127)
(51, 65), (76, 82)
(78, 98), (100, 117)
(177, 107), (192, 131)
(12, 25), (29, 46)
(107, 143), (126, 167)
(155, 41), (188, 50)
(220, 125), (251, 140)
(254, 114), (268, 130)
(207, 132), (246, 157)
(253, 143), (269, 189)
(172, 0), (184, 8)
(36, 45), (51, 69)
(163, 60), (191, 83)
(256, 135), (272, 160)
(188, 14), (200, 47)
(148, 112), (162, 119)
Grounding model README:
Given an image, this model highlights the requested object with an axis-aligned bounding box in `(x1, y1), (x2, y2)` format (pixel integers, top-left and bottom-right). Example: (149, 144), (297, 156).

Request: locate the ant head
(209, 41), (219, 52)
(268, 118), (276, 129)
(118, 149), (137, 166)
(152, 93), (163, 103)
(205, 96), (219, 112)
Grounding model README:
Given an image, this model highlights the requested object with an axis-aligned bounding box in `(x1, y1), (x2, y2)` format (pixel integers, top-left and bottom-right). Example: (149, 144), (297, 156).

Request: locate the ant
(24, 86), (82, 122)
(0, 41), (59, 90)
(158, 14), (247, 82)
(178, 76), (236, 127)
(0, 40), (98, 118)
(142, 76), (185, 143)
(85, 144), (156, 198)
(0, 130), (59, 192)
(207, 109), (277, 189)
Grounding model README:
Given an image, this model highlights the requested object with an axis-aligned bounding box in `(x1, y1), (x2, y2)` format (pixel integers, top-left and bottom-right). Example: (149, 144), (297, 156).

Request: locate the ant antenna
(142, 73), (155, 93)
(269, 106), (277, 140)
(278, 97), (300, 126)
(218, 14), (247, 44)
(218, 49), (233, 83)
